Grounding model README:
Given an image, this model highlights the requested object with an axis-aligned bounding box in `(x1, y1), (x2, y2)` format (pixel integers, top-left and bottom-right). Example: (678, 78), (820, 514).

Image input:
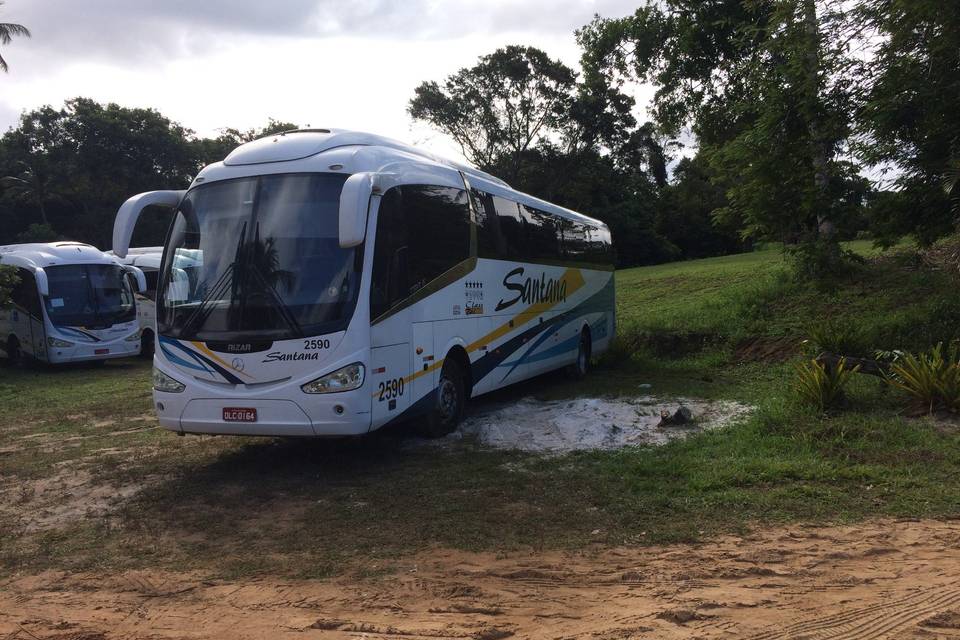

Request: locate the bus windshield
(157, 173), (363, 342)
(44, 264), (137, 328)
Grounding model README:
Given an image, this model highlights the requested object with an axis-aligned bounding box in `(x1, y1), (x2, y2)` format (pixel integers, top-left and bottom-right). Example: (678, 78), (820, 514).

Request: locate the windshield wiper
(234, 222), (304, 339)
(174, 221), (247, 338)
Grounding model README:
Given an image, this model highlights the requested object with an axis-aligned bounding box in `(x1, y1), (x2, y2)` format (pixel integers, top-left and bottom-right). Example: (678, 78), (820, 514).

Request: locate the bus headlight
(125, 331), (142, 342)
(301, 363), (365, 394)
(46, 336), (74, 348)
(153, 367), (185, 393)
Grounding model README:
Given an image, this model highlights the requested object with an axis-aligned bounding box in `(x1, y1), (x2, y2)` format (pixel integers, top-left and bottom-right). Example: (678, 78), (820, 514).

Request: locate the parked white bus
(110, 246), (163, 357)
(0, 242), (147, 364)
(112, 129), (615, 437)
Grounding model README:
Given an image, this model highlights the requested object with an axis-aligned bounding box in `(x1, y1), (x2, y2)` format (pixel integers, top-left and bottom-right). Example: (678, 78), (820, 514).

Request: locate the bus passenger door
(370, 343), (411, 428)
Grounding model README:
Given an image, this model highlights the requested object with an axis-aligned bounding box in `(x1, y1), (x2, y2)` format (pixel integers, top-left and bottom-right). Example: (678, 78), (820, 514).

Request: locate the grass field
(2, 242), (959, 580)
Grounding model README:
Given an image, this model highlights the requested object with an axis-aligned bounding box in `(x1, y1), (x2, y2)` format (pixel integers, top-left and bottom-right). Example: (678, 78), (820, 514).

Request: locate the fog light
(334, 404), (345, 415)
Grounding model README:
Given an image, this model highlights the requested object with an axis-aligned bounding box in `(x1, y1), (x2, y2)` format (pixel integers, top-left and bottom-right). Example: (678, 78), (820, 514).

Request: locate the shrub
(805, 318), (867, 357)
(794, 357), (860, 412)
(886, 342), (960, 414)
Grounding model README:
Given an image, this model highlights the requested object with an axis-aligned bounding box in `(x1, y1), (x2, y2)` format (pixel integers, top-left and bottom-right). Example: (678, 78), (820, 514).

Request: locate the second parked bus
(1, 242), (147, 364)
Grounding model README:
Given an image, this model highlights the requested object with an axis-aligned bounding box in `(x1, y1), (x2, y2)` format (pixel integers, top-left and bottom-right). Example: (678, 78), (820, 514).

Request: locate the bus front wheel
(421, 359), (466, 438)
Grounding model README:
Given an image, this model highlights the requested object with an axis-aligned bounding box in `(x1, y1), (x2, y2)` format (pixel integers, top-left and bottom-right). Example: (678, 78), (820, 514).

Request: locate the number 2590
(378, 377), (404, 401)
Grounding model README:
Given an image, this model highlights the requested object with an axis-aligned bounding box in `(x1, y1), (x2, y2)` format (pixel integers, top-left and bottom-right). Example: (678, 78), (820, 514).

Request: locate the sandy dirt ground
(4, 518), (960, 639)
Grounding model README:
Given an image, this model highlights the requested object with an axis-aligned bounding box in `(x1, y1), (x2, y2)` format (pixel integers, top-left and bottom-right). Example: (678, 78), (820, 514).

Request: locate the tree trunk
(802, 0), (835, 239)
(37, 199), (48, 226)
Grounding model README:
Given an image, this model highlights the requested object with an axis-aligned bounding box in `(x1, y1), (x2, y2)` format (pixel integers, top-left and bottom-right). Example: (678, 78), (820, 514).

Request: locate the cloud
(1, 0), (640, 64)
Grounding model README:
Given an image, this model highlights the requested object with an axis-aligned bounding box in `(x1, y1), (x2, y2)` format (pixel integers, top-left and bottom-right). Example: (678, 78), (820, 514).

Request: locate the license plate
(223, 407), (257, 422)
(95, 348), (109, 355)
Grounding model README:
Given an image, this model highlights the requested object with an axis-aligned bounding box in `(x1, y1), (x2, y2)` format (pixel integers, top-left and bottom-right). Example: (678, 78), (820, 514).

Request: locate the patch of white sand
(448, 396), (753, 453)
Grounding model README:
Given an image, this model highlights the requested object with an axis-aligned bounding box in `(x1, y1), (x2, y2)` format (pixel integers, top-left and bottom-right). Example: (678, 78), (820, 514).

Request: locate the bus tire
(140, 329), (155, 358)
(567, 329), (591, 380)
(5, 336), (21, 367)
(421, 358), (466, 438)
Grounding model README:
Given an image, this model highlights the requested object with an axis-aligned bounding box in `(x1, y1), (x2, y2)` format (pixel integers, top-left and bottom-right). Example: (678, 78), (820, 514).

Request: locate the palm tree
(1, 161), (56, 225)
(0, 1), (30, 73)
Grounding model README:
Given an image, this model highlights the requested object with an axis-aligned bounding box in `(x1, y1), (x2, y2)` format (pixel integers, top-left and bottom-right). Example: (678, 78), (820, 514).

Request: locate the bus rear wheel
(5, 336), (21, 367)
(567, 329), (591, 380)
(421, 359), (466, 438)
(140, 329), (155, 358)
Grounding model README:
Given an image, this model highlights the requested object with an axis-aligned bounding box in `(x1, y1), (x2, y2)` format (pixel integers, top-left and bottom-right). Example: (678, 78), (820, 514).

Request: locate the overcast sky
(0, 0), (651, 165)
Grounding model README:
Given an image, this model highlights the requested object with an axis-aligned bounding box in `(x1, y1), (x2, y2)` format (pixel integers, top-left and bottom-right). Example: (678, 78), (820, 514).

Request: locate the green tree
(579, 1), (861, 273)
(856, 1), (960, 246)
(656, 156), (744, 259)
(0, 1), (29, 73)
(196, 118), (298, 166)
(0, 98), (202, 247)
(409, 46), (577, 179)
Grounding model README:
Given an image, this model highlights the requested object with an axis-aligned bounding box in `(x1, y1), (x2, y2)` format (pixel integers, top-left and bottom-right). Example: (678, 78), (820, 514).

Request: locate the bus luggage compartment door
(370, 343), (411, 429)
(412, 322), (435, 407)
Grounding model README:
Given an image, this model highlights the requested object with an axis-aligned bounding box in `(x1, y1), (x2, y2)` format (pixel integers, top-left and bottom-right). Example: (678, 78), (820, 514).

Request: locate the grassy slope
(1, 243), (959, 578)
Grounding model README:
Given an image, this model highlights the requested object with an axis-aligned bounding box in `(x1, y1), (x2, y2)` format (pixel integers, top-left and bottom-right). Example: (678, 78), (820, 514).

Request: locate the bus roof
(0, 242), (123, 271)
(200, 129), (608, 231)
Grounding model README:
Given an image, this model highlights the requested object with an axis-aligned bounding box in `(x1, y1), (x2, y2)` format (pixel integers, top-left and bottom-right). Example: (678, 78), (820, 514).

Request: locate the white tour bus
(112, 129), (615, 437)
(111, 246), (163, 357)
(0, 242), (147, 364)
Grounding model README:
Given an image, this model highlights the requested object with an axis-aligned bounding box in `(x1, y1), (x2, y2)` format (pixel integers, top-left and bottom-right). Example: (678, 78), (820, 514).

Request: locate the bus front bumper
(154, 392), (372, 437)
(47, 340), (141, 364)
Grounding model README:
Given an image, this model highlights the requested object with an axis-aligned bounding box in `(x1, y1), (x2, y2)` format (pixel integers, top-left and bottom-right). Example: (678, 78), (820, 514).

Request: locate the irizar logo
(495, 267), (567, 312)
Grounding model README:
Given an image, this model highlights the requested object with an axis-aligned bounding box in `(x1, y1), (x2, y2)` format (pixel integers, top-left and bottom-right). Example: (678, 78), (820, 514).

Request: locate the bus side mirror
(339, 173), (377, 248)
(34, 268), (49, 297)
(113, 190), (185, 258)
(124, 266), (147, 293)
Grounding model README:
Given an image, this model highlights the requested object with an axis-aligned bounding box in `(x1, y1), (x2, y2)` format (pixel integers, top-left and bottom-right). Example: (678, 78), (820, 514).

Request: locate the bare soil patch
(733, 336), (801, 363)
(4, 518), (960, 639)
(0, 467), (155, 533)
(445, 395), (753, 452)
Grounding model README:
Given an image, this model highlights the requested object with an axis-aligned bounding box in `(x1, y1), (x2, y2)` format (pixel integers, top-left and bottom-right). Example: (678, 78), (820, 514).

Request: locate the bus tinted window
(586, 225), (614, 265)
(404, 185), (470, 290)
(471, 189), (506, 259)
(559, 219), (589, 262)
(494, 197), (525, 259)
(371, 185), (470, 318)
(522, 205), (561, 262)
(11, 268), (41, 317)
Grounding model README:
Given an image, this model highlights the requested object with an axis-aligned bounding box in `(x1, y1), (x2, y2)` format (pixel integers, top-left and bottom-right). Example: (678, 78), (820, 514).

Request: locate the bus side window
(494, 197), (525, 260)
(561, 220), (590, 263)
(143, 271), (159, 301)
(12, 268), (41, 318)
(472, 189), (507, 259)
(522, 205), (561, 263)
(401, 185), (470, 289)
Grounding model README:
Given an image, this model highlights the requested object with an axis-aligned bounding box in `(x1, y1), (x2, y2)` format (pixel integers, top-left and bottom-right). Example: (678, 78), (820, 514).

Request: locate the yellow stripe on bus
(371, 268), (587, 397)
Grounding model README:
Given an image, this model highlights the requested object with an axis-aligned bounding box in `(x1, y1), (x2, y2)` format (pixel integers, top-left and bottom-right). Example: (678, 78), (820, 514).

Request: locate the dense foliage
(0, 100), (294, 248)
(1, 1), (958, 272)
